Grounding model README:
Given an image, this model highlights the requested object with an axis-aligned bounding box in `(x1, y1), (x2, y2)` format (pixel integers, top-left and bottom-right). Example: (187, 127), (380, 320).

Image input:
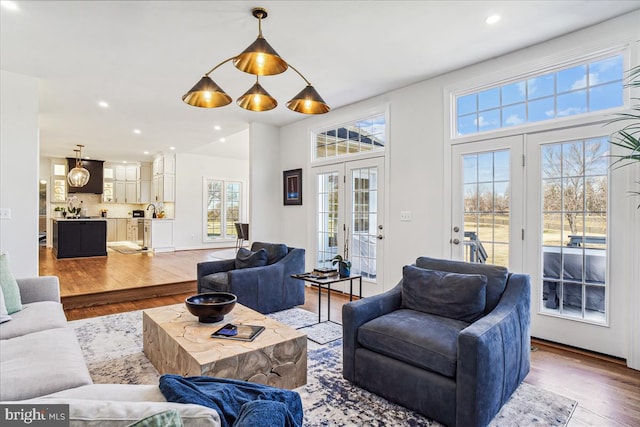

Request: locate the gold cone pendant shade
(182, 7), (329, 114)
(237, 78), (277, 111)
(67, 145), (90, 187)
(233, 36), (288, 76)
(182, 76), (232, 108)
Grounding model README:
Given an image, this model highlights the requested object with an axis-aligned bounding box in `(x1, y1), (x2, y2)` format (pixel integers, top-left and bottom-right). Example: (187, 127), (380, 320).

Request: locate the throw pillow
(401, 265), (487, 323)
(0, 253), (22, 314)
(0, 286), (12, 323)
(250, 242), (288, 264)
(128, 409), (183, 427)
(235, 248), (268, 269)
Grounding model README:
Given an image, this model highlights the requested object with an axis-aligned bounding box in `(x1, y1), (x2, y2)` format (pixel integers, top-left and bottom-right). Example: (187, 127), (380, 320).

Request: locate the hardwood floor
(41, 247), (640, 426)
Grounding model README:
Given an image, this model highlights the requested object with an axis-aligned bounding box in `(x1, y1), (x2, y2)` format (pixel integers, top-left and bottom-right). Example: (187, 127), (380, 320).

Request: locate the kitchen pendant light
(182, 7), (329, 114)
(67, 144), (90, 187)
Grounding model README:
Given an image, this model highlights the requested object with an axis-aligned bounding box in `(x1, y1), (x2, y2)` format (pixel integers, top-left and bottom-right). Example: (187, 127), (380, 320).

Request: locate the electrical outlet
(400, 211), (412, 221)
(0, 208), (11, 219)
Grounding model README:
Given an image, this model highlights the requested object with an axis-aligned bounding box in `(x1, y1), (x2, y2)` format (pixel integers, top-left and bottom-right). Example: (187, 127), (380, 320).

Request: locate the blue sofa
(197, 242), (305, 314)
(342, 257), (530, 427)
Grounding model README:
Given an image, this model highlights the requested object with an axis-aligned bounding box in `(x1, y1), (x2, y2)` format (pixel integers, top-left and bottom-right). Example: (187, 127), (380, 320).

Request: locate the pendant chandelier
(67, 144), (90, 187)
(182, 7), (330, 115)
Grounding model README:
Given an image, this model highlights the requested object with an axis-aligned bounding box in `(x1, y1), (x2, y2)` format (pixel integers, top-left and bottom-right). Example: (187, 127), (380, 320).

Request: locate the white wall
(256, 11), (640, 361)
(249, 122), (282, 244)
(173, 151), (249, 250)
(0, 70), (40, 277)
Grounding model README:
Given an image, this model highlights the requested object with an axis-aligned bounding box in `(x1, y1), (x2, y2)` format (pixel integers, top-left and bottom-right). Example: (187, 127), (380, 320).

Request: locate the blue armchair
(343, 257), (530, 427)
(197, 242), (305, 314)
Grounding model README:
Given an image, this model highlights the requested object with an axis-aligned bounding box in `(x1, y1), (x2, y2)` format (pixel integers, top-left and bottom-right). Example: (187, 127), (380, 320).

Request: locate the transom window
(314, 113), (386, 160)
(203, 178), (242, 241)
(455, 54), (623, 136)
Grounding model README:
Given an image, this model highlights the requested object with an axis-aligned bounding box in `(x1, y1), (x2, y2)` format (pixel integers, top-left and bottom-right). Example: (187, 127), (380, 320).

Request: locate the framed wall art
(283, 168), (302, 206)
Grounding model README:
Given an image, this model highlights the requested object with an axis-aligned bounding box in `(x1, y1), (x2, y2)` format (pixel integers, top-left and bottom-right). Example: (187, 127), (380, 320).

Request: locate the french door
(451, 135), (524, 271)
(451, 126), (626, 356)
(313, 157), (385, 295)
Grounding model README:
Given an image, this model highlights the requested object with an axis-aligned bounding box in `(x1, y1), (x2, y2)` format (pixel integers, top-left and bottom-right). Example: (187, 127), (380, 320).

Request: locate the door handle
(377, 235), (384, 240)
(452, 238), (460, 245)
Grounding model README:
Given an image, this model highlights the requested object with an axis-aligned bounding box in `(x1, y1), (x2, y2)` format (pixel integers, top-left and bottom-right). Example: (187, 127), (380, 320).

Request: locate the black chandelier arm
(204, 56), (237, 77)
(286, 63), (313, 86)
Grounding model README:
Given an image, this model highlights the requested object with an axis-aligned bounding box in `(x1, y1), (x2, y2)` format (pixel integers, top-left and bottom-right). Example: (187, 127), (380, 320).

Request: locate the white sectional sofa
(0, 275), (221, 427)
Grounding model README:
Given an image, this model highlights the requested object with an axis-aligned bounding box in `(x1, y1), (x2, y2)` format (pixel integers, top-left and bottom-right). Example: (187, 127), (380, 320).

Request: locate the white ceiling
(2, 1), (639, 163)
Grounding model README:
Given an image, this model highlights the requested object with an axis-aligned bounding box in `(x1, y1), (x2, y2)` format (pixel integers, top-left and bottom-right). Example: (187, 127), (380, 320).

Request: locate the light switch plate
(0, 208), (11, 219)
(400, 211), (412, 221)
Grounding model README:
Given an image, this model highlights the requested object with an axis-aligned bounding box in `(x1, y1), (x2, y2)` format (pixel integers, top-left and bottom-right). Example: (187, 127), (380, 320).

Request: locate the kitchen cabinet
(103, 182), (114, 203)
(53, 219), (107, 259)
(144, 219), (174, 252)
(106, 219), (117, 242)
(152, 174), (174, 203)
(114, 181), (126, 203)
(51, 161), (67, 202)
(125, 181), (139, 203)
(116, 218), (128, 241)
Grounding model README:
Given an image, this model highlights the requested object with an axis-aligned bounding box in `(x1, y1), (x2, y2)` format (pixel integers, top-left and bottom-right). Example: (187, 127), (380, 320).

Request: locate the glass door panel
(452, 136), (523, 270)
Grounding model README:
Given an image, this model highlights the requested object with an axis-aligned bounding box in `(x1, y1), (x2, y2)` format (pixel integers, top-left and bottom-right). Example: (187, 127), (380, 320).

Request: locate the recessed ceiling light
(98, 101), (109, 108)
(220, 138), (226, 143)
(143, 151), (149, 155)
(169, 146), (175, 151)
(214, 125), (221, 131)
(123, 161), (127, 164)
(485, 15), (501, 25)
(133, 129), (141, 134)
(1, 1), (19, 11)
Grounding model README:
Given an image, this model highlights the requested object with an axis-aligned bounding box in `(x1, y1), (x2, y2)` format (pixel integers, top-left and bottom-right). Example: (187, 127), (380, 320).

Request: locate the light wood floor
(40, 247), (640, 426)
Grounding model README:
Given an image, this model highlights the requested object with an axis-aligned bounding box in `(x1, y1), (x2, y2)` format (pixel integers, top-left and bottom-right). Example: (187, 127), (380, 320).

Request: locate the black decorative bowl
(185, 292), (237, 323)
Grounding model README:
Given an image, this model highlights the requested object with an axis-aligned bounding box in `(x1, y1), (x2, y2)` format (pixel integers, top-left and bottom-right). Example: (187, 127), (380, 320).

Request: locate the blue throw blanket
(159, 374), (303, 427)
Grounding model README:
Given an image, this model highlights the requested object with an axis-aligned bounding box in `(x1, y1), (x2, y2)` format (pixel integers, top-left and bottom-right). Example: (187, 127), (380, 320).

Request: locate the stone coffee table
(142, 303), (307, 389)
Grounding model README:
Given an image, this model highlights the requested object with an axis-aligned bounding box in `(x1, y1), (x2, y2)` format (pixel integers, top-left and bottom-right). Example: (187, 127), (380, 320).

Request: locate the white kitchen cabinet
(125, 181), (139, 203)
(103, 182), (114, 203)
(51, 160), (67, 202)
(139, 180), (151, 204)
(106, 219), (117, 242)
(114, 164), (127, 181)
(125, 165), (138, 181)
(144, 219), (174, 252)
(140, 163), (152, 180)
(114, 181), (126, 203)
(116, 218), (128, 241)
(152, 174), (174, 203)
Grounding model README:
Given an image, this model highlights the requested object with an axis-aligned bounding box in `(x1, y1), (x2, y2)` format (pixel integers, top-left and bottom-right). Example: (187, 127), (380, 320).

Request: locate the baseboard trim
(531, 337), (627, 366)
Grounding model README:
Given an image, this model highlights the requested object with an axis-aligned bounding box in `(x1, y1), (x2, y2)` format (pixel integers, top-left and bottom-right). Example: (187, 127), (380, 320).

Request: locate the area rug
(70, 310), (577, 427)
(107, 244), (150, 254)
(268, 307), (343, 344)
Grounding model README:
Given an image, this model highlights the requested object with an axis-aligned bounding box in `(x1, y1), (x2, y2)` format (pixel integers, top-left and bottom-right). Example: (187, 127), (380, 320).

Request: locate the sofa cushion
(0, 253), (22, 314)
(358, 309), (468, 378)
(199, 273), (230, 292)
(129, 409), (183, 427)
(250, 242), (288, 265)
(0, 327), (93, 401)
(416, 256), (508, 314)
(235, 248), (268, 270)
(0, 301), (69, 340)
(401, 265), (487, 322)
(20, 398), (220, 427)
(0, 286), (12, 324)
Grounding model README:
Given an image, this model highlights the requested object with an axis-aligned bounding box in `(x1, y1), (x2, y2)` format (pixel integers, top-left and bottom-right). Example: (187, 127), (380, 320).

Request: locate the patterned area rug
(268, 307), (343, 344)
(70, 310), (577, 426)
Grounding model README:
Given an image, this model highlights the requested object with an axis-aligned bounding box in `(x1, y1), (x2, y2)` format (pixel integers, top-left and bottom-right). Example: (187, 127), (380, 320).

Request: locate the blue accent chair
(197, 242), (305, 314)
(342, 257), (530, 427)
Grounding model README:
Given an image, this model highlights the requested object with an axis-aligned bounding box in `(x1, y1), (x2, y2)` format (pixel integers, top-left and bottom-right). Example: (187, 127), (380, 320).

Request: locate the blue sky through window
(455, 54), (624, 136)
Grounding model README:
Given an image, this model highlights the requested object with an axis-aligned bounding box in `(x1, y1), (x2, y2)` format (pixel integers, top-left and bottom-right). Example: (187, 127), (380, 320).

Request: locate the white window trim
(202, 177), (244, 242)
(446, 44), (633, 145)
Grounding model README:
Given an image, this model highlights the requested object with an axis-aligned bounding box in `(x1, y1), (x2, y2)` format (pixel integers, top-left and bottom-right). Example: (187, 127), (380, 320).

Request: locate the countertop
(53, 217), (107, 221)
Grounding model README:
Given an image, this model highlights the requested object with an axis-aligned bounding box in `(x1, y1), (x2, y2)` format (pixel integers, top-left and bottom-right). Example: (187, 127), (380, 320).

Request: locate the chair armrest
(16, 276), (61, 304)
(227, 262), (285, 300)
(197, 259), (236, 293)
(456, 273), (531, 427)
(342, 282), (403, 381)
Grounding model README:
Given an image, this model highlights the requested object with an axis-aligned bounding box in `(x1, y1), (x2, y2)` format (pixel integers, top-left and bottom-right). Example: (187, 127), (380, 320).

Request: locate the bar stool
(234, 222), (250, 252)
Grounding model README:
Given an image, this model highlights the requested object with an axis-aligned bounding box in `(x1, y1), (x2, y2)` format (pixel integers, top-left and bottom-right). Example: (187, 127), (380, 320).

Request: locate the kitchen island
(52, 218), (107, 259)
